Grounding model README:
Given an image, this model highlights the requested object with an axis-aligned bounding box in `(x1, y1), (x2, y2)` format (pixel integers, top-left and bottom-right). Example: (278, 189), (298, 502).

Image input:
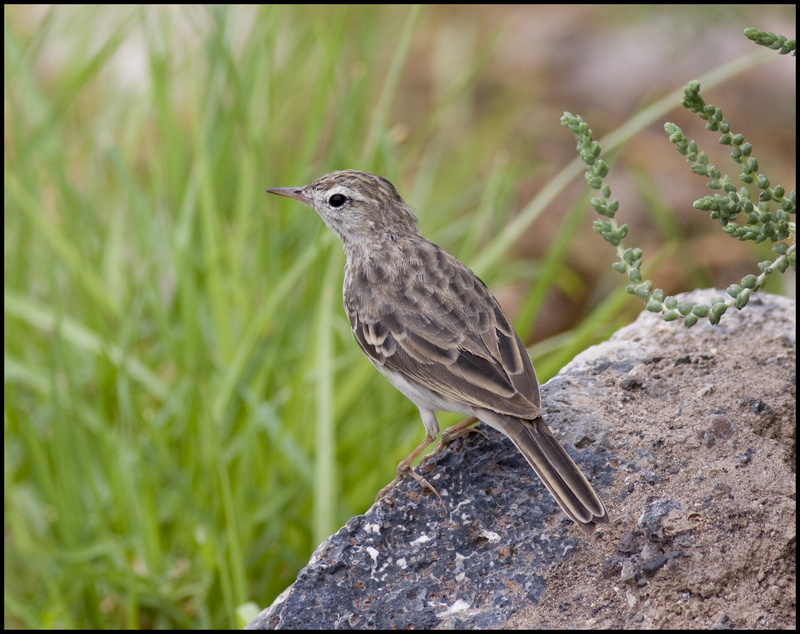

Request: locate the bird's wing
(345, 241), (540, 419)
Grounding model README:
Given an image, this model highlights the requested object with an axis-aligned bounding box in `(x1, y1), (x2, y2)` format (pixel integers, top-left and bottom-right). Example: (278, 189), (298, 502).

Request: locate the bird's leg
(377, 409), (446, 506)
(376, 431), (442, 502)
(419, 416), (481, 465)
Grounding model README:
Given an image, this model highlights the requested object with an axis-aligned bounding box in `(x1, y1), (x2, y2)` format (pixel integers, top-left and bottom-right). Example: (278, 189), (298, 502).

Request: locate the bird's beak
(266, 187), (311, 205)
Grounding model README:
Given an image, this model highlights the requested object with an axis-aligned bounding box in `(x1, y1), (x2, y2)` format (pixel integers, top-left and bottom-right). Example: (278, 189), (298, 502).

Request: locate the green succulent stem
(561, 28), (796, 328)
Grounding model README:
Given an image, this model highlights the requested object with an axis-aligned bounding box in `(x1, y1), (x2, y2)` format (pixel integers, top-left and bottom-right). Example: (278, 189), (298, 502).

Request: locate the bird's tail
(491, 414), (608, 532)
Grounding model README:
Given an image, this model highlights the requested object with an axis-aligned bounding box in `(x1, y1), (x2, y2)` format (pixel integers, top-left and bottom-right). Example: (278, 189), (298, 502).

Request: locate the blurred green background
(4, 5), (795, 629)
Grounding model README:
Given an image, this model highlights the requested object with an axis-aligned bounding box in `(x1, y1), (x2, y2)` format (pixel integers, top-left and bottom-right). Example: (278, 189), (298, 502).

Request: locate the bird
(267, 170), (608, 532)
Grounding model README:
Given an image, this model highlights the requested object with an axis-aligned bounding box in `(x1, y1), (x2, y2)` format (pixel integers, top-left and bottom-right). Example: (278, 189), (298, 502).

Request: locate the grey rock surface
(247, 290), (796, 629)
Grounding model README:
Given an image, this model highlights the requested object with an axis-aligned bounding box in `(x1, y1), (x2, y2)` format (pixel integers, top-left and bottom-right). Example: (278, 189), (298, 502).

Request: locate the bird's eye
(329, 194), (347, 208)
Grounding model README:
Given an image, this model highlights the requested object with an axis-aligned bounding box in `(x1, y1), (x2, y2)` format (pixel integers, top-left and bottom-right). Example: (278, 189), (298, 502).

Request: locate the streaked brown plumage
(267, 170), (608, 532)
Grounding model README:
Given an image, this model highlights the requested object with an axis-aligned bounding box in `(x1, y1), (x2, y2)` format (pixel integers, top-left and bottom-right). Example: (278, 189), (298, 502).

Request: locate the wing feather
(345, 239), (541, 419)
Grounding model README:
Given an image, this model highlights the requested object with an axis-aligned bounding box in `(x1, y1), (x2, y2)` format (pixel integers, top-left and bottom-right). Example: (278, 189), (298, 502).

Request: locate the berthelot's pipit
(267, 170), (608, 532)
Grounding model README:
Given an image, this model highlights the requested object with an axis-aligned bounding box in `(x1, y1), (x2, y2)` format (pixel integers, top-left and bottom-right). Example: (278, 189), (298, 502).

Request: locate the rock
(246, 290), (796, 629)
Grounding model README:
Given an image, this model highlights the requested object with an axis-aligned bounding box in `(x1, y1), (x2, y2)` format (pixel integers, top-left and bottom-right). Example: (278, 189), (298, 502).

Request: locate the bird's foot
(376, 461), (446, 508)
